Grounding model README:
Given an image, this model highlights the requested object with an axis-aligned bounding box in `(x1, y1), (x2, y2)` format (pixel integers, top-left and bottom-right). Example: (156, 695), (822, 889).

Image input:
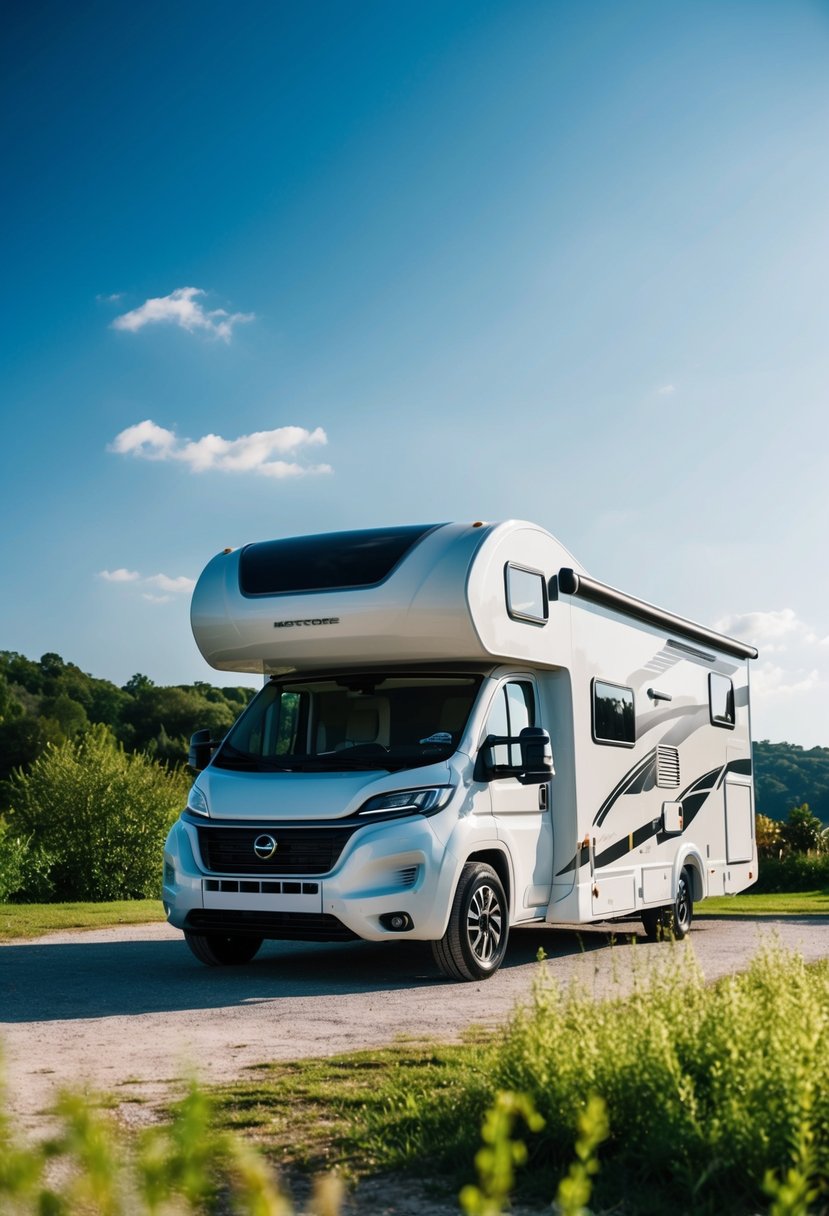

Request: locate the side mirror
(188, 728), (213, 772)
(517, 727), (554, 785)
(478, 727), (554, 784)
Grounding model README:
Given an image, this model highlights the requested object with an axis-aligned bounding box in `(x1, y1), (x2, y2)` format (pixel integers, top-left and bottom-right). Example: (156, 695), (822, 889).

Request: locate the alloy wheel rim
(467, 883), (503, 963)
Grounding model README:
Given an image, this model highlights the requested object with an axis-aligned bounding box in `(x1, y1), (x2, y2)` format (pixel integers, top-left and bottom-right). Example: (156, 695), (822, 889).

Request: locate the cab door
(485, 678), (553, 916)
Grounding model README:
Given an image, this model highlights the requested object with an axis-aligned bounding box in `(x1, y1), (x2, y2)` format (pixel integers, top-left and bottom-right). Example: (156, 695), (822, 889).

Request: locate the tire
(431, 862), (509, 981)
(184, 931), (263, 966)
(641, 866), (694, 942)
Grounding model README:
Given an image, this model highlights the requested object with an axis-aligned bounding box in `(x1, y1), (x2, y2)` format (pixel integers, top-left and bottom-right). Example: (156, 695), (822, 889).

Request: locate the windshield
(213, 673), (481, 773)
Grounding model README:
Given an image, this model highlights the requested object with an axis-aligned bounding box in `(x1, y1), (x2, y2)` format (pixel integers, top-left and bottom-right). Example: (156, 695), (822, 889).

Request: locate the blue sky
(2, 0), (828, 745)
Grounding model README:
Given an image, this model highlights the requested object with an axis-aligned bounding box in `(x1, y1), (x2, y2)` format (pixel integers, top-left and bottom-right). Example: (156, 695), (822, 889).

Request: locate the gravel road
(3, 915), (829, 1139)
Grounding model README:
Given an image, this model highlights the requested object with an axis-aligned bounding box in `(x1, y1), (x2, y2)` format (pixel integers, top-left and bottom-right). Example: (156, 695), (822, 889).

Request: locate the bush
(781, 804), (827, 855)
(753, 853), (829, 894)
(3, 725), (191, 901)
(361, 945), (829, 1215)
(0, 819), (54, 902)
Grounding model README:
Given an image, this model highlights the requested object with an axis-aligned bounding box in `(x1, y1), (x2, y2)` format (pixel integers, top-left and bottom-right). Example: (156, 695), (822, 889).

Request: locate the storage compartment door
(725, 780), (754, 864)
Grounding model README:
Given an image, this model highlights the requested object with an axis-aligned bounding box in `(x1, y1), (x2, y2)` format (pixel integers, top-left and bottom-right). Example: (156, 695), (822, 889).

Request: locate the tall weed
(359, 944), (829, 1214)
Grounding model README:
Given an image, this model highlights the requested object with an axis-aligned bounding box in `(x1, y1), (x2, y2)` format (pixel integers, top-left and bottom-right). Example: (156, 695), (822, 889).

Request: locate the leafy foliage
(0, 1076), (299, 1215)
(781, 804), (827, 855)
(341, 946), (829, 1216)
(754, 741), (829, 825)
(3, 726), (190, 900)
(752, 854), (829, 894)
(0, 650), (255, 784)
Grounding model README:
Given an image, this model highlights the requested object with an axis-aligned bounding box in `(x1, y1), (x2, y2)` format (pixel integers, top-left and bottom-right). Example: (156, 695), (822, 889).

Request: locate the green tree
(4, 725), (191, 900)
(0, 716), (64, 785)
(782, 804), (825, 855)
(755, 813), (783, 860)
(38, 693), (88, 738)
(122, 686), (236, 753)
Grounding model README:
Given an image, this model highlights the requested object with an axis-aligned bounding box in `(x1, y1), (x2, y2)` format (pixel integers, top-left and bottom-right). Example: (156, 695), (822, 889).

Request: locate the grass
(3, 889), (826, 944)
(0, 898), (165, 940)
(698, 890), (829, 916)
(210, 945), (829, 1216)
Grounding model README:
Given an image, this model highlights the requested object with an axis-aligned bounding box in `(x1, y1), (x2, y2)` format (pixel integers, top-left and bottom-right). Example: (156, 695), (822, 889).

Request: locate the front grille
(197, 824), (361, 875)
(185, 909), (357, 941)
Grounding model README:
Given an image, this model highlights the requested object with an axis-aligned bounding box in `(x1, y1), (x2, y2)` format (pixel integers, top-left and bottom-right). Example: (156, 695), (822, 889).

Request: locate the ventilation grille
(197, 824), (360, 875)
(185, 909), (357, 941)
(395, 866), (419, 889)
(656, 745), (680, 789)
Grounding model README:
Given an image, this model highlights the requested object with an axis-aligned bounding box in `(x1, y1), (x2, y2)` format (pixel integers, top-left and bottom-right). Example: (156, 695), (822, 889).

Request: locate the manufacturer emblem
(253, 834), (277, 860)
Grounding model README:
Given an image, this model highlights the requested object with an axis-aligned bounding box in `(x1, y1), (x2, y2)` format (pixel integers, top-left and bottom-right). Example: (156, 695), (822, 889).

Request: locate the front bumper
(162, 812), (461, 942)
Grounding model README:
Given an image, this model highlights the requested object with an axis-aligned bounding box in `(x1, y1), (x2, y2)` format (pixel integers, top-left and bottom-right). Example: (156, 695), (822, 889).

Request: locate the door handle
(538, 784), (548, 810)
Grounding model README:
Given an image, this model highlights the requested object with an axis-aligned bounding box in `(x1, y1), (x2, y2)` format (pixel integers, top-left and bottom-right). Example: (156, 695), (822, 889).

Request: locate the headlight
(186, 783), (210, 818)
(357, 787), (453, 818)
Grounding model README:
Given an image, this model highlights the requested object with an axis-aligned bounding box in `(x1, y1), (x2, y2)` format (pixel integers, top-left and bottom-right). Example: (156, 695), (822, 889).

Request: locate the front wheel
(641, 866), (694, 941)
(184, 931), (263, 966)
(431, 862), (509, 981)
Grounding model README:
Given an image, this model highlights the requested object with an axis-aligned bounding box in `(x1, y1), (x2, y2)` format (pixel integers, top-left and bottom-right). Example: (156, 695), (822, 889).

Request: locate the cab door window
(487, 681), (536, 768)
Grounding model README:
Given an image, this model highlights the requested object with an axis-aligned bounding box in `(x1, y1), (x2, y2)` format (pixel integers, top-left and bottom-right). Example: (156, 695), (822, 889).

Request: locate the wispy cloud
(656, 384), (676, 396)
(716, 607), (826, 705)
(145, 573), (196, 594)
(111, 287), (254, 342)
(109, 419), (332, 478)
(99, 567), (141, 583)
(716, 608), (817, 652)
(98, 568), (194, 604)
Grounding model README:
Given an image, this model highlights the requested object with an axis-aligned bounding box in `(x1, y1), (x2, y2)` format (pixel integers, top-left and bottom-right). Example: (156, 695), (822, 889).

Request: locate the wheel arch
(676, 848), (705, 903)
(466, 847), (512, 917)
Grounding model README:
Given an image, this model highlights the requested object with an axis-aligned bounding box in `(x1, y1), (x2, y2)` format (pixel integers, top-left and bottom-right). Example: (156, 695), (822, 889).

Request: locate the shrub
(4, 725), (190, 900)
(0, 819), (54, 902)
(756, 813), (783, 860)
(754, 854), (829, 893)
(360, 945), (829, 1215)
(781, 804), (827, 856)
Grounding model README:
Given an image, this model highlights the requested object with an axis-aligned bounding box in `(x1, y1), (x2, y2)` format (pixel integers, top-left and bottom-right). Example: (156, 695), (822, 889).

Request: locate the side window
(709, 673), (735, 728)
(505, 564), (548, 624)
(487, 681), (536, 768)
(592, 679), (635, 746)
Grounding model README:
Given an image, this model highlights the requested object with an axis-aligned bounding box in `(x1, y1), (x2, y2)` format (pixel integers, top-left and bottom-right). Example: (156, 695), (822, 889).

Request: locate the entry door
(487, 679), (553, 916)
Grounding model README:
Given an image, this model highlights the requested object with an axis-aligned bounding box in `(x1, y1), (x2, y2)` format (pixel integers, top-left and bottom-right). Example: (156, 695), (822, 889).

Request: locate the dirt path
(4, 913), (829, 1142)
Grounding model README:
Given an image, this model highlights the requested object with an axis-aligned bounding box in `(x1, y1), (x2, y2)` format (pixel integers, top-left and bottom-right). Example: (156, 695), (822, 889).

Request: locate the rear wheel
(641, 866), (694, 941)
(184, 931), (263, 966)
(432, 862), (509, 981)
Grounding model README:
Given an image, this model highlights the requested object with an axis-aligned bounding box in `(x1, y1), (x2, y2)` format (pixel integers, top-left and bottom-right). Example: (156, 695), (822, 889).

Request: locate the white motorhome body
(163, 520), (759, 979)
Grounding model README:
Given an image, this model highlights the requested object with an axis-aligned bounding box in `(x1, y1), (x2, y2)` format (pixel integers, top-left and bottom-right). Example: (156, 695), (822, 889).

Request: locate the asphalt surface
(2, 914), (829, 1135)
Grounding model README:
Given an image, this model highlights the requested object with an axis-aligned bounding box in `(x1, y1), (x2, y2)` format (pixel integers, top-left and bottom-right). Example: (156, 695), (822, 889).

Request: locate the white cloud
(109, 420), (178, 460)
(98, 569), (194, 603)
(109, 419), (331, 478)
(145, 573), (195, 594)
(99, 568), (141, 582)
(97, 292), (124, 303)
(656, 384), (676, 396)
(111, 287), (254, 342)
(714, 608), (827, 725)
(715, 608), (817, 651)
(751, 664), (820, 699)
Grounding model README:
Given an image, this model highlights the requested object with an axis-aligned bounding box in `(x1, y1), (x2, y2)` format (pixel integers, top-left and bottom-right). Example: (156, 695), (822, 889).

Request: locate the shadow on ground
(0, 921), (640, 1024)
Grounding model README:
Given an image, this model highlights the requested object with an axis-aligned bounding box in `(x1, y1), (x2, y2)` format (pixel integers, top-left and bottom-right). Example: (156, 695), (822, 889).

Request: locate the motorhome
(162, 520), (759, 980)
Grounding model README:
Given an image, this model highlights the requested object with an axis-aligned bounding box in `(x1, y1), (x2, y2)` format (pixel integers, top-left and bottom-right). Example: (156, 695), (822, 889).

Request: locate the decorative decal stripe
(593, 750), (656, 827)
(716, 756), (752, 787)
(556, 763), (730, 878)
